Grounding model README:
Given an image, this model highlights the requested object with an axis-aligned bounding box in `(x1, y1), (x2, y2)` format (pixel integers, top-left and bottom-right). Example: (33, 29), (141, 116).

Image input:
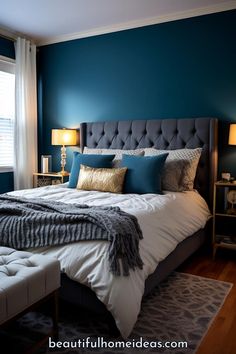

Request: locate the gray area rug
(1, 272), (232, 354)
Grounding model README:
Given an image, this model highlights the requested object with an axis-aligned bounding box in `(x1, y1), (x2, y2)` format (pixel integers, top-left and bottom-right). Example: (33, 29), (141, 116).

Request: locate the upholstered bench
(0, 246), (60, 342)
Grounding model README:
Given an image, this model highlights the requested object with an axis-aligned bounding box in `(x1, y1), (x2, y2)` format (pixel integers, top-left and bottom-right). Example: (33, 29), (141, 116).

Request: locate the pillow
(144, 148), (202, 191)
(121, 153), (168, 194)
(68, 152), (115, 188)
(83, 147), (144, 167)
(77, 164), (127, 193)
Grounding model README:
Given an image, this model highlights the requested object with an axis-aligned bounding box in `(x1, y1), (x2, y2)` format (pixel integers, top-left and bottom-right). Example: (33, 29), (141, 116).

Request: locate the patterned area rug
(1, 272), (232, 354)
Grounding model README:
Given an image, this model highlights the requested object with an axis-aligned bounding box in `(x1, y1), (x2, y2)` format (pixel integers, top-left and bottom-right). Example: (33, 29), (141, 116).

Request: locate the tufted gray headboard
(80, 118), (218, 208)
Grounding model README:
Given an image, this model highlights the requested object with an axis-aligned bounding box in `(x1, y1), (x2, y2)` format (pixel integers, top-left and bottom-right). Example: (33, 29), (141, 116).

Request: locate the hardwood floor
(178, 247), (236, 354)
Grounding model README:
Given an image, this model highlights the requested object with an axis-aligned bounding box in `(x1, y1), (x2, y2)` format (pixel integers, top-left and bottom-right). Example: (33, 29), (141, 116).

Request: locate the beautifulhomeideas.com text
(49, 336), (188, 350)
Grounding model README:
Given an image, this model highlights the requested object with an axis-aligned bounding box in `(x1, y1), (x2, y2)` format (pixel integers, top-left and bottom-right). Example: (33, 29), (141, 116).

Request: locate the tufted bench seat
(0, 246), (60, 333)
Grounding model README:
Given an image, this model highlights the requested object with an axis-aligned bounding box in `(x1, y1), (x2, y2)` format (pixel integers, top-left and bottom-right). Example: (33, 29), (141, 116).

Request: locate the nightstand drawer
(36, 177), (52, 187)
(33, 172), (69, 188)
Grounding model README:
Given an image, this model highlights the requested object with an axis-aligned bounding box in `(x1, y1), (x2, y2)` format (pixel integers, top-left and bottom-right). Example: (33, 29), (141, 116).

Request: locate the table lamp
(228, 124), (236, 145)
(52, 128), (77, 175)
(227, 123), (236, 183)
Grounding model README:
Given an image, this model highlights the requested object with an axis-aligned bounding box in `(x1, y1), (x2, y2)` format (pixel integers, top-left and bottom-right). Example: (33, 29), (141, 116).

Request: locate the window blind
(0, 60), (15, 169)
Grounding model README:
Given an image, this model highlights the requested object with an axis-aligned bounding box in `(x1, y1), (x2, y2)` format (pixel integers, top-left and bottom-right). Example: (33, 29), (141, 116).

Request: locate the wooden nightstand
(212, 180), (236, 258)
(33, 172), (70, 188)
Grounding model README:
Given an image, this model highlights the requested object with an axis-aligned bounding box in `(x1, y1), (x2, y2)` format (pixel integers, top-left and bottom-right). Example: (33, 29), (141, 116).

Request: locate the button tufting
(8, 272), (17, 277)
(0, 246), (60, 326)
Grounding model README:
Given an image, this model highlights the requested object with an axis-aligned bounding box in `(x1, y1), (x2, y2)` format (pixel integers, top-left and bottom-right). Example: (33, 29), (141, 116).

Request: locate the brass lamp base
(57, 170), (69, 176)
(226, 208), (236, 215)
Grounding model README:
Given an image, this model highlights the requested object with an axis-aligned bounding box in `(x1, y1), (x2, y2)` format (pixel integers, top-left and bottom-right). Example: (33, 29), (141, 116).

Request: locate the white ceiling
(0, 0), (236, 46)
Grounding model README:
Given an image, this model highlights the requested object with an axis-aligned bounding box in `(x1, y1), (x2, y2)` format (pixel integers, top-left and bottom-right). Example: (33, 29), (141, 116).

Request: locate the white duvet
(9, 185), (210, 338)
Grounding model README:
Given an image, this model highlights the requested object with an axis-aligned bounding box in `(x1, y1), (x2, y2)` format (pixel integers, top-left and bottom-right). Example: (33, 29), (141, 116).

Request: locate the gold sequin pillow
(77, 164), (127, 193)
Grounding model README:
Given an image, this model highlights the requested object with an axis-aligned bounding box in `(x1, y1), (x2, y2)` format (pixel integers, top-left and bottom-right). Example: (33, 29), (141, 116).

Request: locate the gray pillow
(144, 148), (202, 192)
(83, 147), (144, 167)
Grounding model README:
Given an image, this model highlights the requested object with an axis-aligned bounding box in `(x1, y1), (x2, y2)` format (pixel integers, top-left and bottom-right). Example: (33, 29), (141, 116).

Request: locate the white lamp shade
(52, 129), (77, 146)
(228, 124), (236, 145)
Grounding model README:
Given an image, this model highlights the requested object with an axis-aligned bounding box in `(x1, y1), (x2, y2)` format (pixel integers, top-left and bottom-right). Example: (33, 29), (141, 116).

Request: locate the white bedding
(9, 185), (210, 338)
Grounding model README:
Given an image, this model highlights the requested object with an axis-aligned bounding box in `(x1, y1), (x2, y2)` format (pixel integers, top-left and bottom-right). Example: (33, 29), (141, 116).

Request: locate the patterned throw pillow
(77, 165), (127, 193)
(144, 148), (202, 192)
(83, 147), (144, 167)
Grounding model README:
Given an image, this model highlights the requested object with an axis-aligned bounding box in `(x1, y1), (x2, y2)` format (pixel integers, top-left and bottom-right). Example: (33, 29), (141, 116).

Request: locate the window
(0, 56), (15, 172)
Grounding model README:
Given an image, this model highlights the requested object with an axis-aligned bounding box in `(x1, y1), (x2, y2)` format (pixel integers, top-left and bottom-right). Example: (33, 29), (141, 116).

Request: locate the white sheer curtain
(14, 37), (37, 190)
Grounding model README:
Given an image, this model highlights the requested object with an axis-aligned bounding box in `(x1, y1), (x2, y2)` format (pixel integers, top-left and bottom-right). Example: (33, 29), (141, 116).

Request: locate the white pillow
(144, 148), (202, 191)
(83, 147), (144, 167)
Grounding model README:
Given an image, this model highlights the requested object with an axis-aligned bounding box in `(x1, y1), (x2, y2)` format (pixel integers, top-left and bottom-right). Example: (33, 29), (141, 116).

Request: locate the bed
(8, 117), (218, 337)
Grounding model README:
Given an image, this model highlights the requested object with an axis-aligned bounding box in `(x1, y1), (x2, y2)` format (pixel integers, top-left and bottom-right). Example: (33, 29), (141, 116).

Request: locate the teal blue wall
(0, 172), (14, 193)
(37, 10), (236, 176)
(0, 36), (15, 193)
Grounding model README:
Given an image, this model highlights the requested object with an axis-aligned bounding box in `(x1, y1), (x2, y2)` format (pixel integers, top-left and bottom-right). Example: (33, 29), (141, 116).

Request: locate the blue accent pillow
(121, 153), (169, 194)
(68, 152), (115, 188)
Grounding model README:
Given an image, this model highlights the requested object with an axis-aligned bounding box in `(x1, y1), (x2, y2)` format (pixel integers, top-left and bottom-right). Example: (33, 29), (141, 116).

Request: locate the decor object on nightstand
(212, 181), (236, 259)
(41, 155), (52, 173)
(221, 172), (231, 182)
(52, 128), (77, 175)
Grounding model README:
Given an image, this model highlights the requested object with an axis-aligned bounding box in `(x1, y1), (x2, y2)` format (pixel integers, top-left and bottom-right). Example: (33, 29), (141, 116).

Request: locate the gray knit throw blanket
(0, 195), (143, 276)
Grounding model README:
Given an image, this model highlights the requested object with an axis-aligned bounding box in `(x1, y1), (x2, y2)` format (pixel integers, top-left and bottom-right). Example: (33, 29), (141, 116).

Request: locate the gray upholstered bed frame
(60, 117), (218, 330)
